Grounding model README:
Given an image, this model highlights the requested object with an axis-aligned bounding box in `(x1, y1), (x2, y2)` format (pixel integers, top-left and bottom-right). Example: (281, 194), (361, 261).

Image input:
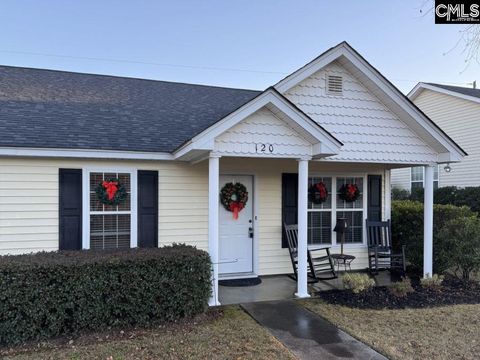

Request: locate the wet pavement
(242, 300), (388, 360)
(220, 273), (395, 305)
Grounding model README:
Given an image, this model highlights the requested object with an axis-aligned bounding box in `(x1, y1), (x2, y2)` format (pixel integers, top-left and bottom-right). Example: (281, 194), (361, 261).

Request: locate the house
(392, 83), (479, 191)
(0, 42), (466, 305)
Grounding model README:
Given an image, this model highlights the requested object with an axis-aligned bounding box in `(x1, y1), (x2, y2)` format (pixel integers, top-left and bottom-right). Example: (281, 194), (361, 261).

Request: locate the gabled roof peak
(409, 82), (480, 105)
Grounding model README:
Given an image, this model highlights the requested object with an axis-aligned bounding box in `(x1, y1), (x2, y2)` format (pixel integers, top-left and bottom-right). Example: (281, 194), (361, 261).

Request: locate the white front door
(219, 175), (254, 275)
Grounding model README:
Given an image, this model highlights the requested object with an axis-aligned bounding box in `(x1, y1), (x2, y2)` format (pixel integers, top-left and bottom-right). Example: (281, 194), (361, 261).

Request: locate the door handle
(248, 227), (254, 238)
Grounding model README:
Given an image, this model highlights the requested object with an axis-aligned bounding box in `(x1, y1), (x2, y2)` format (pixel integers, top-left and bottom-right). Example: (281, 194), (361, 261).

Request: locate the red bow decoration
(346, 184), (357, 199)
(229, 202), (245, 220)
(102, 180), (119, 201)
(315, 183), (327, 199)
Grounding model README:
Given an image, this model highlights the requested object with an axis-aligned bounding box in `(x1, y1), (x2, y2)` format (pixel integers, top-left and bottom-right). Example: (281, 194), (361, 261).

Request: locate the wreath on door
(220, 182), (249, 219)
(308, 182), (329, 204)
(338, 183), (360, 202)
(95, 178), (127, 206)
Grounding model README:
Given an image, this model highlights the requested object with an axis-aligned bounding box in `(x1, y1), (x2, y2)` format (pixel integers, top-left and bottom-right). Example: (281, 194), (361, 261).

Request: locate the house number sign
(255, 143), (274, 153)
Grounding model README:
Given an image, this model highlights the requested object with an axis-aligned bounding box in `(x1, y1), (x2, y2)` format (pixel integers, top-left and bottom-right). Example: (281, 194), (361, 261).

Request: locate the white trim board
(0, 147), (173, 161)
(408, 82), (480, 105)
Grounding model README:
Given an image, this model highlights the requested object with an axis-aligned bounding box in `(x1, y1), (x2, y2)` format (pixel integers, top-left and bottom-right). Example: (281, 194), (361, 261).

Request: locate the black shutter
(137, 170), (158, 248)
(281, 173), (298, 248)
(59, 169), (82, 250)
(368, 175), (382, 221)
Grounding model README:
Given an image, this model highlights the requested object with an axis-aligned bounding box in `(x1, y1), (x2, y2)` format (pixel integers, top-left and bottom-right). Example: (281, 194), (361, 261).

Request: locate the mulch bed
(317, 275), (480, 309)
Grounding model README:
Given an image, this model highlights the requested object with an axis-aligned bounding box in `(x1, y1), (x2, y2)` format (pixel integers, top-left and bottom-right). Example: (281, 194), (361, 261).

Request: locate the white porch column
(423, 165), (435, 278)
(384, 169), (392, 220)
(296, 157), (311, 298)
(208, 154), (221, 306)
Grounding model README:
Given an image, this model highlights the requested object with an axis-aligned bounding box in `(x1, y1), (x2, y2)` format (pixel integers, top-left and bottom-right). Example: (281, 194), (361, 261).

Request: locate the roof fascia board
(274, 44), (345, 93)
(0, 147), (174, 161)
(408, 82), (480, 105)
(173, 89), (342, 159)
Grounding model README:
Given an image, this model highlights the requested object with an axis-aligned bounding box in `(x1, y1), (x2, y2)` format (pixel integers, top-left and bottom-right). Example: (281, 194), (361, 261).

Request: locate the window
(336, 177), (364, 244)
(307, 176), (365, 245)
(87, 171), (135, 250)
(308, 177), (332, 245)
(410, 166), (439, 190)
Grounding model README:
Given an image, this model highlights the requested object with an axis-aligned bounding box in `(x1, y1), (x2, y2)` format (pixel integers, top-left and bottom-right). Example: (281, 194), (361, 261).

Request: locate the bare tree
(420, 1), (480, 66)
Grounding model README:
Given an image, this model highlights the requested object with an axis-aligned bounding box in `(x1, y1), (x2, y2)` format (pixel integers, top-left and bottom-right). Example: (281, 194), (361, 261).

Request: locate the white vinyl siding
(412, 89), (480, 188)
(390, 168), (411, 191)
(284, 61), (438, 164)
(214, 108), (312, 158)
(392, 88), (480, 191)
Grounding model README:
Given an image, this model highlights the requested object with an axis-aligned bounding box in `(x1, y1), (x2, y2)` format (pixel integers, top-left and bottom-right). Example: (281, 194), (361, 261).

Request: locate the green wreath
(308, 182), (329, 204)
(338, 183), (361, 203)
(95, 178), (127, 206)
(220, 182), (248, 219)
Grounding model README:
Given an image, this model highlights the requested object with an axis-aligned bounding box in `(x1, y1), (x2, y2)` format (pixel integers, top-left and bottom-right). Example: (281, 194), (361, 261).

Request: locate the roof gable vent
(326, 75), (343, 96)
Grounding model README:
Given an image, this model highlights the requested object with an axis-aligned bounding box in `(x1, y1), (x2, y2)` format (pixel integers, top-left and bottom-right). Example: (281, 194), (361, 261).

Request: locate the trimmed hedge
(392, 186), (480, 214)
(0, 244), (211, 345)
(391, 200), (474, 273)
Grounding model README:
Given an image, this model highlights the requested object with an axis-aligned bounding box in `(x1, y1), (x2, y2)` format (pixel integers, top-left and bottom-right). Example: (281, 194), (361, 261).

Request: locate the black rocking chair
(366, 220), (406, 274)
(284, 224), (337, 282)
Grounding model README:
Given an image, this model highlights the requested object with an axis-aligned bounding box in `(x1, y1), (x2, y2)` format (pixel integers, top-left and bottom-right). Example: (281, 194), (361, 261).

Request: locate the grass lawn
(302, 300), (480, 360)
(1, 306), (295, 360)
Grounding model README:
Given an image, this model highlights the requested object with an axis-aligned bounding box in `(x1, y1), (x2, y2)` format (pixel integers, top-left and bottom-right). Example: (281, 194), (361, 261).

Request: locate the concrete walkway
(242, 300), (388, 360)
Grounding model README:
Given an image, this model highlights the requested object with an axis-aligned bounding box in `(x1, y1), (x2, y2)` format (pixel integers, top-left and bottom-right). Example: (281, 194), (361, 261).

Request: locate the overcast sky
(0, 0), (478, 93)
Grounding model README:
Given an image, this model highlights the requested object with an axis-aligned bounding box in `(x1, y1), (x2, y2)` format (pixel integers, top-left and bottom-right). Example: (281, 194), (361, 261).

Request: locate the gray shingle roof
(0, 65), (261, 153)
(427, 83), (480, 100)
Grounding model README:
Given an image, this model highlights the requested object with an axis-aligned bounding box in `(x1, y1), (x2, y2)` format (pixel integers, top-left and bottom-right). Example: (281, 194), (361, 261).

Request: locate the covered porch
(172, 88), (462, 307)
(204, 156), (438, 306)
(219, 272), (396, 305)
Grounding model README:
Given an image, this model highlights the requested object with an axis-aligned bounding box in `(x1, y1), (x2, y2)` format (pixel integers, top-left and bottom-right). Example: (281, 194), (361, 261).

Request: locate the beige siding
(412, 90), (480, 188)
(0, 157), (389, 274)
(0, 158), (209, 254)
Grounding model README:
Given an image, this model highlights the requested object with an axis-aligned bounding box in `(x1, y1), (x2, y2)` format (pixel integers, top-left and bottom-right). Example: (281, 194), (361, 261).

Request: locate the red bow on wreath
(315, 183), (327, 198)
(102, 180), (119, 201)
(229, 202), (245, 220)
(346, 184), (357, 198)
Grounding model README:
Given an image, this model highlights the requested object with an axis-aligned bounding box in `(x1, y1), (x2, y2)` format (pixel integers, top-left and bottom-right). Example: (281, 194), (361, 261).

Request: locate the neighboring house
(0, 42), (465, 305)
(392, 83), (480, 191)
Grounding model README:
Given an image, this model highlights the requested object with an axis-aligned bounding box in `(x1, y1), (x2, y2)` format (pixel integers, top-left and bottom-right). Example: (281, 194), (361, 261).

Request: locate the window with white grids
(336, 177), (364, 244)
(307, 177), (332, 245)
(411, 166), (439, 190)
(307, 176), (365, 245)
(89, 172), (132, 250)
